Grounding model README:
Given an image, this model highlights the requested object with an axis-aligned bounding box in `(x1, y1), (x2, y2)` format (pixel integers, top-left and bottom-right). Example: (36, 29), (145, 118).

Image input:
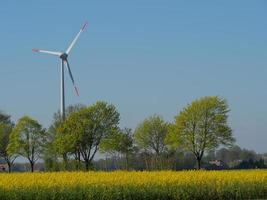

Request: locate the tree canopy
(100, 128), (134, 169)
(166, 96), (235, 169)
(134, 115), (169, 156)
(57, 101), (120, 170)
(0, 111), (12, 125)
(7, 116), (45, 172)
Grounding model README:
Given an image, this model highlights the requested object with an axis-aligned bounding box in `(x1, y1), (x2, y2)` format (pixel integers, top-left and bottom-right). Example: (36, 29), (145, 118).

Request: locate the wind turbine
(32, 22), (88, 120)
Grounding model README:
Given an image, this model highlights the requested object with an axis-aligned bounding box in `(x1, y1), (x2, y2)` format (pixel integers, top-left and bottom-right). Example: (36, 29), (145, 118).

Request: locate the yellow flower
(0, 170), (266, 199)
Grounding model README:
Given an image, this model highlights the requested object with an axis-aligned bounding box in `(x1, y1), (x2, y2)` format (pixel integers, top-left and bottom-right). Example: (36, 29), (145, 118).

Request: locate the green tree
(7, 116), (45, 172)
(100, 130), (121, 156)
(0, 111), (12, 124)
(166, 96), (235, 169)
(47, 104), (85, 171)
(0, 112), (16, 172)
(100, 128), (134, 170)
(42, 130), (61, 172)
(215, 146), (242, 167)
(59, 101), (120, 171)
(134, 115), (169, 169)
(119, 128), (134, 170)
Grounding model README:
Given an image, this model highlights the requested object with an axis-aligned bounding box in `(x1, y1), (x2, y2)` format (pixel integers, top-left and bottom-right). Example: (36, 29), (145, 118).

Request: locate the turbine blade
(65, 60), (79, 96)
(32, 49), (62, 56)
(66, 21), (88, 55)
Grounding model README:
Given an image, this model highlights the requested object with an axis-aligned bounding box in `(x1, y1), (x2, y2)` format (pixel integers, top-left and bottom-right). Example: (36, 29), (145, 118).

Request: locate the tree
(119, 128), (134, 170)
(240, 148), (258, 161)
(0, 111), (12, 125)
(59, 101), (120, 171)
(42, 130), (61, 172)
(166, 96), (235, 169)
(47, 104), (85, 171)
(234, 158), (266, 169)
(7, 116), (45, 172)
(0, 112), (17, 172)
(134, 115), (169, 169)
(215, 146), (242, 166)
(100, 128), (134, 170)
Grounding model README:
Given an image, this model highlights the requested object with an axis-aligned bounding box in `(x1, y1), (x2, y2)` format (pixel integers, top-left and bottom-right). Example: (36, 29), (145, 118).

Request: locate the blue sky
(0, 1), (267, 153)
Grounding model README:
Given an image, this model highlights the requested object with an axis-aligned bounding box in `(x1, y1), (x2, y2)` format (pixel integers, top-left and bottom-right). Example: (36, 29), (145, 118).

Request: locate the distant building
(204, 160), (228, 170)
(209, 160), (224, 166)
(262, 155), (267, 165)
(0, 163), (8, 172)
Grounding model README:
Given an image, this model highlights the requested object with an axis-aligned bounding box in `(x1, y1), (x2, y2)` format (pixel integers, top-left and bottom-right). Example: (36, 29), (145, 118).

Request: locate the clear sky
(0, 1), (267, 153)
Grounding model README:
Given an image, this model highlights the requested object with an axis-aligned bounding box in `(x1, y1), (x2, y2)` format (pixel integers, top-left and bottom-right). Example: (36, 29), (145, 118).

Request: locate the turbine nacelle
(60, 53), (68, 60)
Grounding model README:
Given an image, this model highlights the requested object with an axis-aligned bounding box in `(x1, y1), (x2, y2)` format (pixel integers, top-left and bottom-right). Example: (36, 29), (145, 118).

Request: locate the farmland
(0, 170), (266, 200)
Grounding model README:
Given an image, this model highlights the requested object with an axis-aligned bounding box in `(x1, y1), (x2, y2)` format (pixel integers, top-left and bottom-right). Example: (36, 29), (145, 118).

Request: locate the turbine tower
(33, 22), (88, 120)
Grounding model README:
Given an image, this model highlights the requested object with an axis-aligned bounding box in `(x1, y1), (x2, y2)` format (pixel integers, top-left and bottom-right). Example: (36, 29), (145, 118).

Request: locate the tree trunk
(30, 161), (34, 172)
(196, 157), (201, 170)
(75, 151), (81, 171)
(78, 156), (81, 171)
(114, 154), (118, 170)
(7, 161), (11, 173)
(85, 159), (90, 171)
(144, 156), (149, 170)
(125, 154), (128, 170)
(156, 154), (163, 170)
(159, 155), (163, 170)
(105, 155), (108, 171)
(63, 153), (68, 171)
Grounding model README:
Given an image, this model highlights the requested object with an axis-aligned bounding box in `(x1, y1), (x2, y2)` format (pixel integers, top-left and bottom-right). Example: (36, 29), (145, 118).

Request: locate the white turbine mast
(33, 22), (88, 119)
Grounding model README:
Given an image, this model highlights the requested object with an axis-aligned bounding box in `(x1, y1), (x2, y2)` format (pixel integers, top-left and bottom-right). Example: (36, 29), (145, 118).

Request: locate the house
(204, 160), (228, 170)
(0, 163), (8, 172)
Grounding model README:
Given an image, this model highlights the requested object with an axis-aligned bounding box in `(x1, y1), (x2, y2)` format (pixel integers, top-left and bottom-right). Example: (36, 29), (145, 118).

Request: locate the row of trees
(0, 96), (236, 172)
(94, 145), (266, 171)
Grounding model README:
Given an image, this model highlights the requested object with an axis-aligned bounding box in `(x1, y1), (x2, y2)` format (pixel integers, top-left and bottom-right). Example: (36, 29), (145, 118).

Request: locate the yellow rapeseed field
(0, 170), (266, 200)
